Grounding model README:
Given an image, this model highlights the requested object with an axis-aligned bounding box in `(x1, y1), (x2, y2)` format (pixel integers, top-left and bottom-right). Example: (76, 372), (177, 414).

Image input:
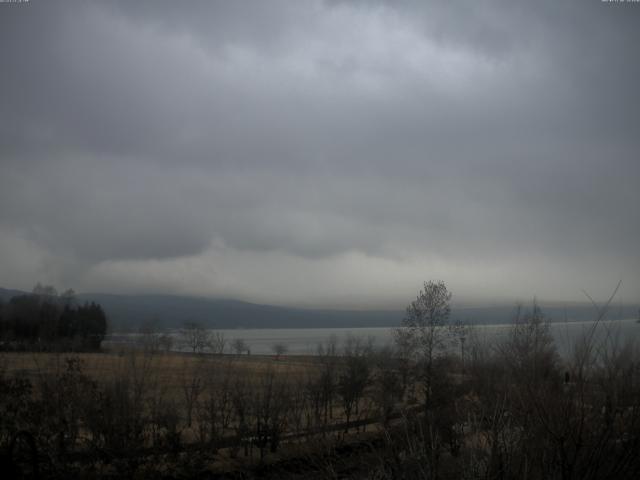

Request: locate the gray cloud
(1, 0), (639, 305)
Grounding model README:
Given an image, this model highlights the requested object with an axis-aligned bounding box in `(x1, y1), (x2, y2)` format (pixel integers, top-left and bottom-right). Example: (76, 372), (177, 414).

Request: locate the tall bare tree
(394, 280), (452, 410)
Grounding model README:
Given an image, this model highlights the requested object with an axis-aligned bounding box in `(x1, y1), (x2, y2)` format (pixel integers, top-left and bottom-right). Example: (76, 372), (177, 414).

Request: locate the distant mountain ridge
(0, 287), (26, 300)
(1, 287), (637, 331)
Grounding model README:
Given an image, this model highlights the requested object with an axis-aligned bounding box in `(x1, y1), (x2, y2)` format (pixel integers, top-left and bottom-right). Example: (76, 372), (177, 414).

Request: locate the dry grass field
(0, 350), (330, 411)
(0, 348), (386, 478)
(1, 350), (319, 383)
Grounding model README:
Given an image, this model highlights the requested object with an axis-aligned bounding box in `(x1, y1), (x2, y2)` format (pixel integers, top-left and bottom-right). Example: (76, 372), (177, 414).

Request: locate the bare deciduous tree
(272, 342), (288, 360)
(209, 331), (226, 355)
(232, 338), (248, 355)
(338, 348), (370, 431)
(394, 280), (452, 410)
(181, 321), (211, 354)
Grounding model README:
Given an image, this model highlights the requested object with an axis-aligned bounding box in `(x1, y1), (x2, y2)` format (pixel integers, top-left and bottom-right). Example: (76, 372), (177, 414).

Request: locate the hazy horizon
(2, 283), (638, 314)
(1, 1), (639, 309)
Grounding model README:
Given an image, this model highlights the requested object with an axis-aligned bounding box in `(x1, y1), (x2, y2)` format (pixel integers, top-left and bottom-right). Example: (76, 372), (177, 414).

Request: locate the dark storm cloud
(1, 0), (638, 304)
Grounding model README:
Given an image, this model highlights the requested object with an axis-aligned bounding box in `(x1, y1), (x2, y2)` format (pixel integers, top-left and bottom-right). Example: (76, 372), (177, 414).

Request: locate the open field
(1, 351), (321, 387)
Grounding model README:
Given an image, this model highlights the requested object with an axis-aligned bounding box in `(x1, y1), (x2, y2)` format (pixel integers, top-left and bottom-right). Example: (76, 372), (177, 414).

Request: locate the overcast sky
(1, 0), (639, 308)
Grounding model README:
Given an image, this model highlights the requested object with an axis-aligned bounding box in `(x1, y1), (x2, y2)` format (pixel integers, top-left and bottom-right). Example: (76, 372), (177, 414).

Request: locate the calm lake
(107, 318), (640, 356)
(211, 319), (640, 356)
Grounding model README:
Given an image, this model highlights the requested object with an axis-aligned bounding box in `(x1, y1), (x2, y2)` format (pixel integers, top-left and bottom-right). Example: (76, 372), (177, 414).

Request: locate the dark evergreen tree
(0, 285), (108, 351)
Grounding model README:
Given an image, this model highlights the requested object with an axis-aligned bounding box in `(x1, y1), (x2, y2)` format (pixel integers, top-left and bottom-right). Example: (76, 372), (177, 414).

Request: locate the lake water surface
(107, 318), (640, 356)
(213, 319), (640, 356)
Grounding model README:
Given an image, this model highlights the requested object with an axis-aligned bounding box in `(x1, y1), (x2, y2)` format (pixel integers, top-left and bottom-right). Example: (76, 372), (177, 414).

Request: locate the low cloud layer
(1, 1), (639, 307)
